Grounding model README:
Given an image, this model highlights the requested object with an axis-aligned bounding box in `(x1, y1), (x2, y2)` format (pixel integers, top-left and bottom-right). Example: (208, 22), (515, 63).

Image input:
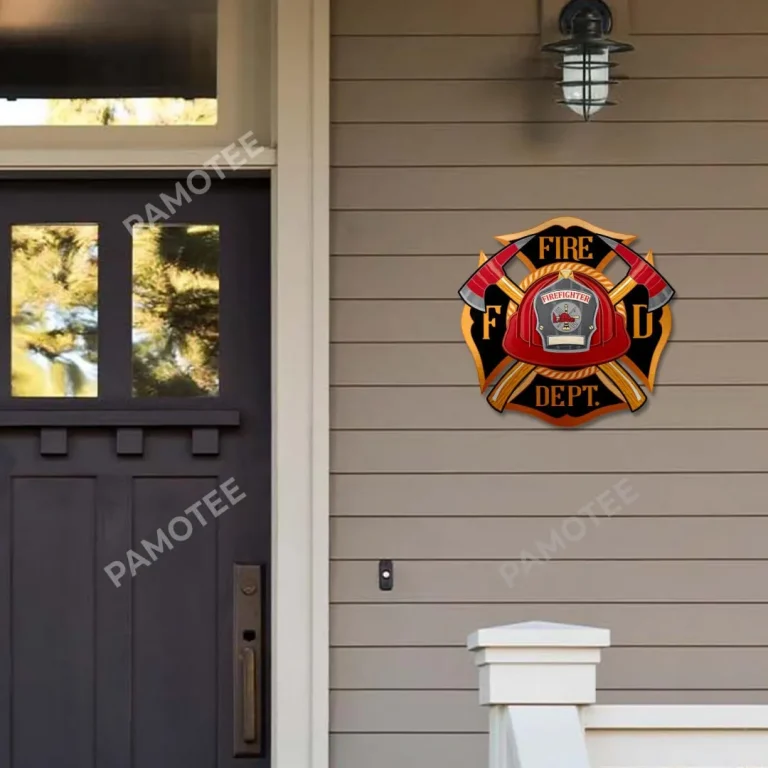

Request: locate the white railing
(467, 621), (768, 768)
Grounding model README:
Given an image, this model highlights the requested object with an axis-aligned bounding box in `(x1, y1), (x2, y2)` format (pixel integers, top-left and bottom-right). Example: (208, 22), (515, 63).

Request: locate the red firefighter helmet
(503, 269), (631, 369)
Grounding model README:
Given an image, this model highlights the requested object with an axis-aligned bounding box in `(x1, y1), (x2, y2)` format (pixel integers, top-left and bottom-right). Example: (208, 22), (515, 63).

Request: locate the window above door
(0, 0), (218, 126)
(0, 0), (273, 167)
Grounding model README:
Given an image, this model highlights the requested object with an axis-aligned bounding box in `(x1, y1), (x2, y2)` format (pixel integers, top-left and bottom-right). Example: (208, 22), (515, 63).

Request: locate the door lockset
(234, 564), (263, 757)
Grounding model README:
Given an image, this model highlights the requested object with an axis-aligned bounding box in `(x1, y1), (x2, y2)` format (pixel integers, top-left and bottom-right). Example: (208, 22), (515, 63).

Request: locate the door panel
(0, 178), (271, 768)
(14, 478), (96, 768)
(132, 478), (219, 768)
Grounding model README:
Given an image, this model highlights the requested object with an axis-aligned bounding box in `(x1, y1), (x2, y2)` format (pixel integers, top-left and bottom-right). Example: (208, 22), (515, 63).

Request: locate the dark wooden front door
(0, 178), (270, 768)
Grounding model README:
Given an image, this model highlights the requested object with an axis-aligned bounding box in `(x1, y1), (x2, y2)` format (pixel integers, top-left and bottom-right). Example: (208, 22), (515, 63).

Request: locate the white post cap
(467, 621), (610, 706)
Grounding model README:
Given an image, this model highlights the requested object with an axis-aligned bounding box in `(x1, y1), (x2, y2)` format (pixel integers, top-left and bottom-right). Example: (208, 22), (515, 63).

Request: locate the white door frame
(272, 1), (329, 768)
(0, 0), (331, 764)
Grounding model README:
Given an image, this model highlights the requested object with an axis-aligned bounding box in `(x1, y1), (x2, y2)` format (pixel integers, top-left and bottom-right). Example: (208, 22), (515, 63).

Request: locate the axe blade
(458, 234), (534, 312)
(459, 283), (487, 313)
(598, 235), (675, 312)
(647, 283), (675, 312)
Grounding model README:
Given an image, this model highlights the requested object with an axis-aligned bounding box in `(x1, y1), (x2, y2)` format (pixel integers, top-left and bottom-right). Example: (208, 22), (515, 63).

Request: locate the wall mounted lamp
(541, 0), (633, 121)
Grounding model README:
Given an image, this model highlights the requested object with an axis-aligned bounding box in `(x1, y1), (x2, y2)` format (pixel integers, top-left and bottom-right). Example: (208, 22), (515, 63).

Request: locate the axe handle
(607, 239), (646, 270)
(487, 362), (536, 413)
(610, 267), (672, 313)
(596, 361), (646, 412)
(608, 275), (636, 305)
(498, 274), (526, 304)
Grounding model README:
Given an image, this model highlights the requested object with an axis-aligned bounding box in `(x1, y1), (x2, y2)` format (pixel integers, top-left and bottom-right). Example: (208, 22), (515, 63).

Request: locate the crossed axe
(458, 234), (676, 414)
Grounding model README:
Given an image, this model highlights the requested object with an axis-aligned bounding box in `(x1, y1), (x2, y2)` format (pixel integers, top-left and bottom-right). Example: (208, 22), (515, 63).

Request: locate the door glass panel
(132, 224), (220, 397)
(11, 224), (99, 397)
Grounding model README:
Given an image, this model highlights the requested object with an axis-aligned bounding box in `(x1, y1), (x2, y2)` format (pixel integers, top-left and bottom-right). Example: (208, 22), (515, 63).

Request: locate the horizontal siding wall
(329, 1), (768, 766)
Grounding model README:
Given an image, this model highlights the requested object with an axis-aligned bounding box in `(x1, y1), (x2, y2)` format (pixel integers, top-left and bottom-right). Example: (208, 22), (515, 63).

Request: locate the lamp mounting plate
(558, 0), (614, 35)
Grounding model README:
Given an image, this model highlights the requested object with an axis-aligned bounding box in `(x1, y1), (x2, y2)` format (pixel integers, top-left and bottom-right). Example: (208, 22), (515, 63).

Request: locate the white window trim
(0, 146), (276, 170)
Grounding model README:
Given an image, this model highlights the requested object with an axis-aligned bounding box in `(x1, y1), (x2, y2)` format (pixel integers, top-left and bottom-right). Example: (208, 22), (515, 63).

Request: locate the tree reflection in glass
(132, 224), (220, 397)
(0, 98), (217, 126)
(11, 225), (99, 397)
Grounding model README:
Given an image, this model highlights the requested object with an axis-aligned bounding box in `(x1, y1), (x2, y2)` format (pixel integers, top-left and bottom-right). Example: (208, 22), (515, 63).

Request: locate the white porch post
(272, 0), (329, 766)
(467, 621), (610, 768)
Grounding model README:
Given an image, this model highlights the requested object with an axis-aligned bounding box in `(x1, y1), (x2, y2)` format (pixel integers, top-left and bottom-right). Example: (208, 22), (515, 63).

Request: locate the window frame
(0, 0), (274, 169)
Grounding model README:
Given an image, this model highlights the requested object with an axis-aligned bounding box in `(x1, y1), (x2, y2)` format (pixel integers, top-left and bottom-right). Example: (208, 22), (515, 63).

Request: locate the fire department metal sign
(458, 217), (674, 427)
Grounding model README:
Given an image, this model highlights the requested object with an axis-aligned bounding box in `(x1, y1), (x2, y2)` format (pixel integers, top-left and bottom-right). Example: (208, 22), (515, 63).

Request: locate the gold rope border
(534, 366), (598, 380)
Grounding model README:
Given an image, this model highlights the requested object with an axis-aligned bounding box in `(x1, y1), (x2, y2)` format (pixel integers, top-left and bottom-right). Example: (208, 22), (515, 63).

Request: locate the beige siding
(332, 517), (768, 559)
(333, 343), (768, 385)
(333, 35), (768, 79)
(334, 123), (768, 166)
(332, 254), (768, 297)
(331, 561), (768, 602)
(331, 604), (768, 645)
(332, 211), (768, 254)
(333, 432), (768, 472)
(329, 0), (768, 764)
(333, 387), (768, 428)
(332, 474), (768, 517)
(332, 167), (768, 210)
(333, 300), (768, 341)
(332, 80), (768, 122)
(331, 647), (768, 689)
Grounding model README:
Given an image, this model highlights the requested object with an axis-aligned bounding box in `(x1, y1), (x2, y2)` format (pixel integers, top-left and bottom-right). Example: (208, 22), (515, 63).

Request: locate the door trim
(273, 4), (329, 768)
